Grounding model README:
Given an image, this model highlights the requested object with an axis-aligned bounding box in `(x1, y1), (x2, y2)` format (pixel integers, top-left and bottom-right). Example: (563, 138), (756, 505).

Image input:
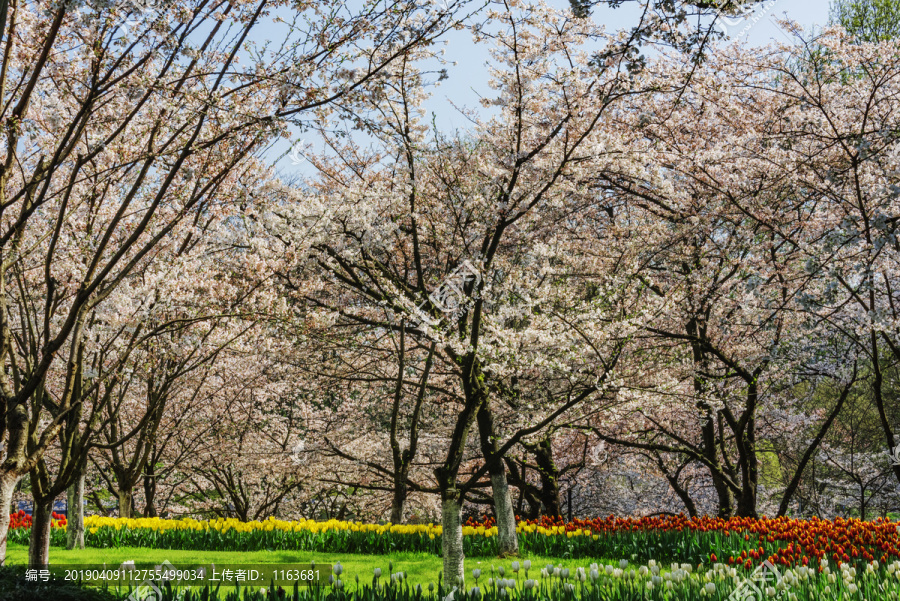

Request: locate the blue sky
(273, 0), (834, 176)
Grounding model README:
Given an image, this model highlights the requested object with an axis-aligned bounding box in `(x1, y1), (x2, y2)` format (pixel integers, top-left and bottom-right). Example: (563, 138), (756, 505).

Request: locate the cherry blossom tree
(686, 27), (900, 491)
(184, 352), (308, 520)
(0, 0), (473, 565)
(263, 0), (739, 577)
(541, 30), (881, 519)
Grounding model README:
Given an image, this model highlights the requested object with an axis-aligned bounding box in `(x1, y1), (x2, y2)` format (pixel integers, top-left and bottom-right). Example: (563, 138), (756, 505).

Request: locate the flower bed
(506, 514), (900, 568)
(8, 512), (900, 571)
(8, 509), (68, 530)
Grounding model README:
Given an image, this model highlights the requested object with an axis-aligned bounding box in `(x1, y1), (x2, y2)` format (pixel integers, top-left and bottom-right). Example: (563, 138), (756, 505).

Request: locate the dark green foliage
(0, 566), (119, 601)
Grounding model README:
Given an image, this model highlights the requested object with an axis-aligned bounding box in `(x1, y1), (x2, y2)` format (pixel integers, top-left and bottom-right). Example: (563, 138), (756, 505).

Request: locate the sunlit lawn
(5, 543), (611, 587)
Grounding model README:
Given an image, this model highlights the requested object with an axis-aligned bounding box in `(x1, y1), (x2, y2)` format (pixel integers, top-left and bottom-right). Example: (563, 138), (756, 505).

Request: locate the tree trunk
(390, 472), (408, 524)
(66, 474), (85, 550)
(685, 316), (740, 518)
(143, 468), (158, 518)
(118, 488), (134, 519)
(0, 473), (18, 566)
(735, 388), (759, 518)
(736, 482), (757, 517)
(90, 491), (110, 517)
(490, 471), (518, 556)
(670, 480), (698, 518)
(656, 458), (698, 518)
(858, 482), (867, 521)
(503, 458), (542, 519)
(712, 472), (735, 518)
(533, 438), (561, 517)
(441, 491), (464, 589)
(523, 492), (541, 519)
(476, 402), (519, 556)
(28, 500), (52, 568)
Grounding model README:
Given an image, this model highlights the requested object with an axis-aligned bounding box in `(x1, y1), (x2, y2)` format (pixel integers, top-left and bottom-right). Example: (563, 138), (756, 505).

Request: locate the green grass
(5, 543), (611, 586)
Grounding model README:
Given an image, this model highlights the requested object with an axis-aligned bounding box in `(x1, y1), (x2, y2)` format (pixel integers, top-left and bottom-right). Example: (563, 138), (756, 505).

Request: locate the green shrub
(0, 566), (120, 601)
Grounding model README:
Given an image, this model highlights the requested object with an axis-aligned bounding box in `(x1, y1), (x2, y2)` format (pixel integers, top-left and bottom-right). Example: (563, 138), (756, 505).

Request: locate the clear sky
(273, 0), (834, 175)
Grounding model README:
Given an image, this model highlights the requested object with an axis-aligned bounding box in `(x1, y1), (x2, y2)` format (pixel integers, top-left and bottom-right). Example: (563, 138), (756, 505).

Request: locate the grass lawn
(5, 543), (612, 586)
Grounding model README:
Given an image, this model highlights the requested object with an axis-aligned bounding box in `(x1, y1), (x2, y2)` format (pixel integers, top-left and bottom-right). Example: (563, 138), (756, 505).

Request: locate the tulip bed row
(9, 556), (900, 601)
(8, 509), (67, 530)
(478, 513), (900, 568)
(10, 512), (900, 570)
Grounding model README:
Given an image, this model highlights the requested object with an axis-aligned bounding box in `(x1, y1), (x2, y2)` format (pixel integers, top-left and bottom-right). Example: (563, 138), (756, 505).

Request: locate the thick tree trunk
(712, 472), (735, 518)
(66, 474), (85, 550)
(441, 492), (465, 589)
(736, 484), (757, 517)
(476, 402), (519, 556)
(28, 500), (52, 568)
(390, 473), (408, 524)
(490, 471), (518, 556)
(118, 489), (134, 519)
(143, 468), (158, 518)
(687, 317), (736, 518)
(533, 438), (561, 517)
(0, 473), (18, 566)
(736, 389), (759, 518)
